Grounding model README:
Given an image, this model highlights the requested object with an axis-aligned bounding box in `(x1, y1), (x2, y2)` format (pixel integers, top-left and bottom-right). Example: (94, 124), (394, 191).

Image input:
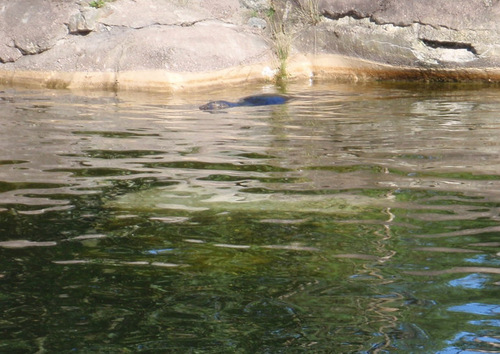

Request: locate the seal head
(199, 100), (236, 111)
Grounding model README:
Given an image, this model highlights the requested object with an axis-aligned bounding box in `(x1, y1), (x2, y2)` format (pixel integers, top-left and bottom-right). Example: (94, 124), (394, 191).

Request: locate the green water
(0, 83), (499, 353)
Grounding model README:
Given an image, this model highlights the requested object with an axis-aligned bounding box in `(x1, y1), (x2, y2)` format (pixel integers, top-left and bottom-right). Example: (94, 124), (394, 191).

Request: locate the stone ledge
(0, 63), (277, 92)
(4, 54), (500, 93)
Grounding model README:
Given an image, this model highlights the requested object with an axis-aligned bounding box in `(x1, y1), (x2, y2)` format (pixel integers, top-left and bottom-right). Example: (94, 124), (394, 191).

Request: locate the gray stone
(318, 0), (500, 30)
(300, 0), (500, 68)
(247, 17), (267, 29)
(371, 0), (500, 30)
(0, 1), (78, 55)
(114, 24), (270, 72)
(0, 0), (270, 73)
(240, 0), (271, 11)
(101, 0), (211, 28)
(3, 18), (270, 74)
(200, 0), (242, 20)
(318, 0), (382, 19)
(0, 42), (22, 63)
(68, 8), (100, 34)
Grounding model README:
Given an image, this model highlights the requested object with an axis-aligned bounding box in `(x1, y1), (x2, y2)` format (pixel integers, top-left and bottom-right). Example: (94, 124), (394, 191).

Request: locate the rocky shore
(1, 0), (500, 91)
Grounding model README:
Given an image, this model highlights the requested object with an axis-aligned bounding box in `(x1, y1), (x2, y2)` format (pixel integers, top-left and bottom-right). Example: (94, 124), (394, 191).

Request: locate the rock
(370, 0), (500, 30)
(68, 8), (100, 34)
(247, 17), (267, 29)
(0, 1), (78, 55)
(318, 0), (500, 29)
(112, 24), (270, 72)
(200, 0), (242, 21)
(240, 0), (271, 11)
(2, 0), (500, 90)
(317, 0), (381, 19)
(308, 0), (500, 68)
(0, 42), (22, 63)
(101, 0), (210, 28)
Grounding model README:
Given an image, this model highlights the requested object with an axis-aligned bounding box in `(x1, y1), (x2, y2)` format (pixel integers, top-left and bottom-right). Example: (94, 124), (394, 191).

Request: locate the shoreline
(3, 54), (500, 93)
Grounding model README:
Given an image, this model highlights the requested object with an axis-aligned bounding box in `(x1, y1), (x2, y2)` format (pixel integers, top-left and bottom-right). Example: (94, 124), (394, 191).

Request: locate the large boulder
(294, 0), (500, 69)
(0, 1), (79, 62)
(0, 0), (274, 90)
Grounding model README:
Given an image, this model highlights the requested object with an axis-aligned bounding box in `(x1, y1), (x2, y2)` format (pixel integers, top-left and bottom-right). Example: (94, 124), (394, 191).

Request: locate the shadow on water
(0, 83), (499, 352)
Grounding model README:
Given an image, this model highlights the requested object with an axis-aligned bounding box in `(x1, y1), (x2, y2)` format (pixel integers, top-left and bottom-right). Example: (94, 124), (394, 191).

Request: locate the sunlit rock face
(295, 0), (500, 69)
(0, 1), (78, 63)
(2, 0), (500, 90)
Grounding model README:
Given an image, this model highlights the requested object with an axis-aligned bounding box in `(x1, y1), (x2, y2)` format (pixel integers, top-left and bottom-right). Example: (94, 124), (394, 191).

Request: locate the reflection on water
(0, 83), (499, 352)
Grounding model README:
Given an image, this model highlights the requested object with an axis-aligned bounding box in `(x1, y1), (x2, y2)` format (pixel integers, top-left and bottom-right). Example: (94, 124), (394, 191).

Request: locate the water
(0, 82), (499, 353)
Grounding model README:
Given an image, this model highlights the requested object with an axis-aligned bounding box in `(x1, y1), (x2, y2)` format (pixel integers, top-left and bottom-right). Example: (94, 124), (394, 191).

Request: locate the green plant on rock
(89, 0), (107, 8)
(273, 30), (291, 84)
(266, 6), (276, 19)
(267, 2), (293, 84)
(266, 0), (323, 84)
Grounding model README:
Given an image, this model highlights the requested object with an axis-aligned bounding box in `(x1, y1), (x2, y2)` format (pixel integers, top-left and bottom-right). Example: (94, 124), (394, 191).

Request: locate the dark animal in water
(199, 94), (290, 111)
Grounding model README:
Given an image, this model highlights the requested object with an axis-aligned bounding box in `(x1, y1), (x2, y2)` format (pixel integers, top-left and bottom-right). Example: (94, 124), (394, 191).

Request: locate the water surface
(0, 82), (499, 352)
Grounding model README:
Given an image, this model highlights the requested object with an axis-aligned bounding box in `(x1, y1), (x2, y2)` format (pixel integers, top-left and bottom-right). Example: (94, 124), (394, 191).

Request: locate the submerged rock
(106, 183), (379, 216)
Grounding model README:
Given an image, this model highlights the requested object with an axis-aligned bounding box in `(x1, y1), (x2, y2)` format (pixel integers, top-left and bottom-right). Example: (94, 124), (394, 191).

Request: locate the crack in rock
(420, 39), (478, 55)
(96, 18), (225, 32)
(322, 10), (372, 22)
(324, 12), (461, 32)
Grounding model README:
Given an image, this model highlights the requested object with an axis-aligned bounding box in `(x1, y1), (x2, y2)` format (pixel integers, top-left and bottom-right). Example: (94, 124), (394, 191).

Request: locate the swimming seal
(199, 94), (290, 111)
